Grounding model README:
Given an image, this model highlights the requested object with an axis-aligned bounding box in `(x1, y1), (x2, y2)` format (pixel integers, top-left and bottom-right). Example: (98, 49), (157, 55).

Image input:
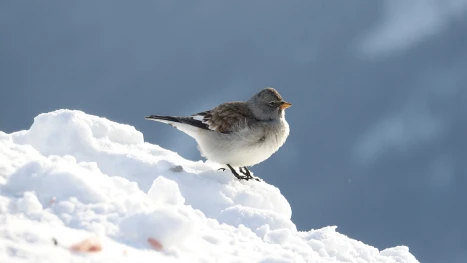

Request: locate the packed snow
(0, 110), (419, 262)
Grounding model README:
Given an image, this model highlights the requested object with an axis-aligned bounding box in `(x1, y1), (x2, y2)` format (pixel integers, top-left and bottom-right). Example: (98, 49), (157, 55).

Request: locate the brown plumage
(193, 102), (255, 133)
(190, 88), (288, 133)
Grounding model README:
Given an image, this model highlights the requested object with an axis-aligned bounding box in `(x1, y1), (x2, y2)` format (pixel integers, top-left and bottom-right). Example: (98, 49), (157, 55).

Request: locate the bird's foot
(237, 175), (253, 180)
(239, 166), (260, 181)
(217, 168), (226, 171)
(239, 167), (252, 178)
(226, 164), (253, 181)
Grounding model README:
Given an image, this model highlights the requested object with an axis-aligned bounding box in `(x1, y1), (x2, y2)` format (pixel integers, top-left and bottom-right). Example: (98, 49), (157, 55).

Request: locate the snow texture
(0, 110), (419, 262)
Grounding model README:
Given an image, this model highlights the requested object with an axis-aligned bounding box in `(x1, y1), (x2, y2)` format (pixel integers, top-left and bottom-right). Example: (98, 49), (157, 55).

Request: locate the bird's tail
(145, 115), (183, 124)
(145, 115), (207, 138)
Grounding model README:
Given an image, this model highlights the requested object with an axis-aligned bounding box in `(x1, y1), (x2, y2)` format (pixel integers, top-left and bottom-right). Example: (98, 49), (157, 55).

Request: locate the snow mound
(0, 110), (419, 262)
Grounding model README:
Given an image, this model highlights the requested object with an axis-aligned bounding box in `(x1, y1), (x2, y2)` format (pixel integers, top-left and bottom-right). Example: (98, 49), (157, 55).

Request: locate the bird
(145, 87), (291, 181)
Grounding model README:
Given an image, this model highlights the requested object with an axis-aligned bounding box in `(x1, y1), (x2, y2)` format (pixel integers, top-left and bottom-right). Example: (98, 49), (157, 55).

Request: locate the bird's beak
(280, 102), (292, 109)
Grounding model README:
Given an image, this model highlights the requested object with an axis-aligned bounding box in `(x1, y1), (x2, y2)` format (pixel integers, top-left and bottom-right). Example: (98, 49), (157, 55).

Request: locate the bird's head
(247, 87), (292, 121)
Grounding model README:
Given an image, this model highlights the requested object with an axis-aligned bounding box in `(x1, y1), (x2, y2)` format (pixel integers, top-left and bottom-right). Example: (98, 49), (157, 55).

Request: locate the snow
(0, 109), (419, 262)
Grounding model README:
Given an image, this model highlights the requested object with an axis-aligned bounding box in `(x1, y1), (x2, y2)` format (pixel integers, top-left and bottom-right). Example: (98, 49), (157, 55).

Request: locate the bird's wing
(146, 102), (253, 135)
(191, 102), (253, 133)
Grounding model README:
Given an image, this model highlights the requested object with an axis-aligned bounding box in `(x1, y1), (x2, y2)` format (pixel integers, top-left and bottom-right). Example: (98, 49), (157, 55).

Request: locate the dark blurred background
(1, 1), (466, 262)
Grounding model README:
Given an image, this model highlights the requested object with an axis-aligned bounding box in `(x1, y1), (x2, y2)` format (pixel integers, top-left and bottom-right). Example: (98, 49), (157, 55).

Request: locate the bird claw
(217, 168), (226, 171)
(241, 167), (261, 181)
(226, 164), (249, 180)
(223, 165), (260, 181)
(239, 167), (254, 180)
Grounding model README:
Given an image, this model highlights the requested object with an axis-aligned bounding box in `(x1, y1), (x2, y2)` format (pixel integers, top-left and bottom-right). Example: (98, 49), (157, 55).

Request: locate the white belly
(196, 119), (290, 167)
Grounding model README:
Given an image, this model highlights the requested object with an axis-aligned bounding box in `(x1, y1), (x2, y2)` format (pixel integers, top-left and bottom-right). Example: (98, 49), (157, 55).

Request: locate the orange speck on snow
(70, 238), (102, 253)
(147, 238), (163, 251)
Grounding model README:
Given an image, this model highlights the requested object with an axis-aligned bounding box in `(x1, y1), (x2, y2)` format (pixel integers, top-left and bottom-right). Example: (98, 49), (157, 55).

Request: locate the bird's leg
(239, 166), (252, 178)
(239, 167), (260, 182)
(227, 164), (248, 180)
(239, 167), (247, 176)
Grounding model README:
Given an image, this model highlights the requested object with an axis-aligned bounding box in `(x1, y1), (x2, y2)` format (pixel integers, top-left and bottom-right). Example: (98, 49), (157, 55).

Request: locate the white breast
(196, 118), (290, 167)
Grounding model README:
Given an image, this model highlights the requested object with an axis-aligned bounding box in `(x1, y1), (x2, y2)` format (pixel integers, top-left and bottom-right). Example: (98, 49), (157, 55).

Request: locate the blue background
(1, 1), (466, 262)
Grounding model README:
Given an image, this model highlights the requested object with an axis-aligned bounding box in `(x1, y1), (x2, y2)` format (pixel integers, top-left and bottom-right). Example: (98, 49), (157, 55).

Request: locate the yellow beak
(280, 102), (292, 109)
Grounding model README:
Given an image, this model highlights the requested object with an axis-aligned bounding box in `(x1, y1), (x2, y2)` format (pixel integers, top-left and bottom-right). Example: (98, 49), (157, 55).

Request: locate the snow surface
(0, 110), (419, 262)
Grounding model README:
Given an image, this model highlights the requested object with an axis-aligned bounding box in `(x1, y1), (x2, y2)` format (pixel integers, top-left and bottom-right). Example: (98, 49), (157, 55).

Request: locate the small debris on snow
(147, 238), (163, 251)
(49, 196), (56, 205)
(69, 237), (103, 253)
(170, 165), (184, 173)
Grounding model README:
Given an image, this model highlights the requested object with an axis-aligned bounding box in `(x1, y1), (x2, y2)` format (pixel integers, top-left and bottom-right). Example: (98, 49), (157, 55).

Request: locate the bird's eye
(268, 101), (276, 107)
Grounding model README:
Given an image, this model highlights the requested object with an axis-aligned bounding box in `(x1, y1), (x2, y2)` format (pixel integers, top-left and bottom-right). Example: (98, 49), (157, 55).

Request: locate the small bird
(145, 88), (291, 180)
